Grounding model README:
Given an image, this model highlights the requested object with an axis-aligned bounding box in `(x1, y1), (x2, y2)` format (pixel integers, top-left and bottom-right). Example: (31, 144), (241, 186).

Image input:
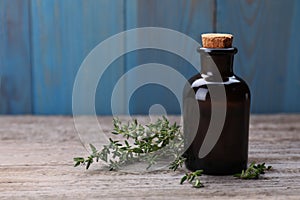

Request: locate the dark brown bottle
(183, 37), (251, 175)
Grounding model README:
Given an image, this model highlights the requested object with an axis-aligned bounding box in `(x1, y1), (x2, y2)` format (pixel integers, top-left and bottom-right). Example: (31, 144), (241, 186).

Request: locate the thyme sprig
(169, 155), (186, 171)
(180, 170), (204, 188)
(234, 162), (272, 179)
(74, 116), (184, 171)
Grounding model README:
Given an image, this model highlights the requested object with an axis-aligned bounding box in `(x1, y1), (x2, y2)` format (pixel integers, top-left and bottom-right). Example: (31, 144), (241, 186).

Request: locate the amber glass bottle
(183, 35), (251, 175)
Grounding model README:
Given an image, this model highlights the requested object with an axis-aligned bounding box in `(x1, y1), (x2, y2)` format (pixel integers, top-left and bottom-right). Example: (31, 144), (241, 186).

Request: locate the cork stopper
(201, 33), (233, 48)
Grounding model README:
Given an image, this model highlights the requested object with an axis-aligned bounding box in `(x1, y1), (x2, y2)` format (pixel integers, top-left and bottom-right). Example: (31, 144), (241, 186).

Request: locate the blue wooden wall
(0, 0), (300, 115)
(0, 0), (32, 114)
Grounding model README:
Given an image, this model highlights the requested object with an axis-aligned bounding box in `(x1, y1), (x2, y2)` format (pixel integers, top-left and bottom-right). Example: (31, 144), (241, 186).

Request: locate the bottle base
(185, 161), (247, 175)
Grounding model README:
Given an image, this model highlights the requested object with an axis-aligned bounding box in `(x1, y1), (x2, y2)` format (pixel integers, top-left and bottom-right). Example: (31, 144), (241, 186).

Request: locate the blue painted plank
(3, 0), (297, 115)
(284, 0), (300, 112)
(216, 0), (298, 113)
(30, 0), (125, 114)
(125, 0), (215, 115)
(0, 0), (32, 114)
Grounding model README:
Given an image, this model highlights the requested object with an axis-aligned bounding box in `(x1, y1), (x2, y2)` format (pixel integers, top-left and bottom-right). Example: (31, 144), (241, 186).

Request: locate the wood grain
(216, 0), (300, 113)
(0, 0), (32, 114)
(0, 115), (299, 199)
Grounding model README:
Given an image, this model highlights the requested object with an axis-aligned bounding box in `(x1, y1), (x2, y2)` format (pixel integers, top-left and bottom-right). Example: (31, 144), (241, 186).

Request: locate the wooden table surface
(0, 115), (299, 199)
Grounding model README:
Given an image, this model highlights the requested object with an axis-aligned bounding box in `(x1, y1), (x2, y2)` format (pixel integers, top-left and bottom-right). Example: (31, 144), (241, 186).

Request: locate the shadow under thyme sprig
(74, 116), (186, 171)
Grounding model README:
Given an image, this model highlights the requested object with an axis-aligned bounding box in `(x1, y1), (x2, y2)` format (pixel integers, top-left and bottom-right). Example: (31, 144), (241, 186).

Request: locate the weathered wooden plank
(125, 0), (215, 114)
(0, 115), (299, 199)
(30, 0), (125, 114)
(0, 0), (32, 114)
(216, 0), (299, 113)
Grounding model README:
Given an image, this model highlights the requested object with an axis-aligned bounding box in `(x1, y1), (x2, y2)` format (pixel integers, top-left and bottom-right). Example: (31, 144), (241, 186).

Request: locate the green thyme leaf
(180, 175), (187, 184)
(90, 144), (97, 154)
(193, 179), (204, 188)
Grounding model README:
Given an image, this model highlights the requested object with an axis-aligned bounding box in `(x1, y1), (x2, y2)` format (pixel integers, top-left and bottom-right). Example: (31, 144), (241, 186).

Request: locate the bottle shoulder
(189, 74), (249, 90)
(185, 74), (251, 100)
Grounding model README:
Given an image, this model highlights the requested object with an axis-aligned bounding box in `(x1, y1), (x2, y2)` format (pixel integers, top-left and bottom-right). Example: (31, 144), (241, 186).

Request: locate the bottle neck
(198, 47), (237, 77)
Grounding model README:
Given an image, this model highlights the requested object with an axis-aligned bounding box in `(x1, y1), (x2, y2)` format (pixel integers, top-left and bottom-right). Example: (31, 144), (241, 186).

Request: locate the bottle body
(183, 47), (251, 175)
